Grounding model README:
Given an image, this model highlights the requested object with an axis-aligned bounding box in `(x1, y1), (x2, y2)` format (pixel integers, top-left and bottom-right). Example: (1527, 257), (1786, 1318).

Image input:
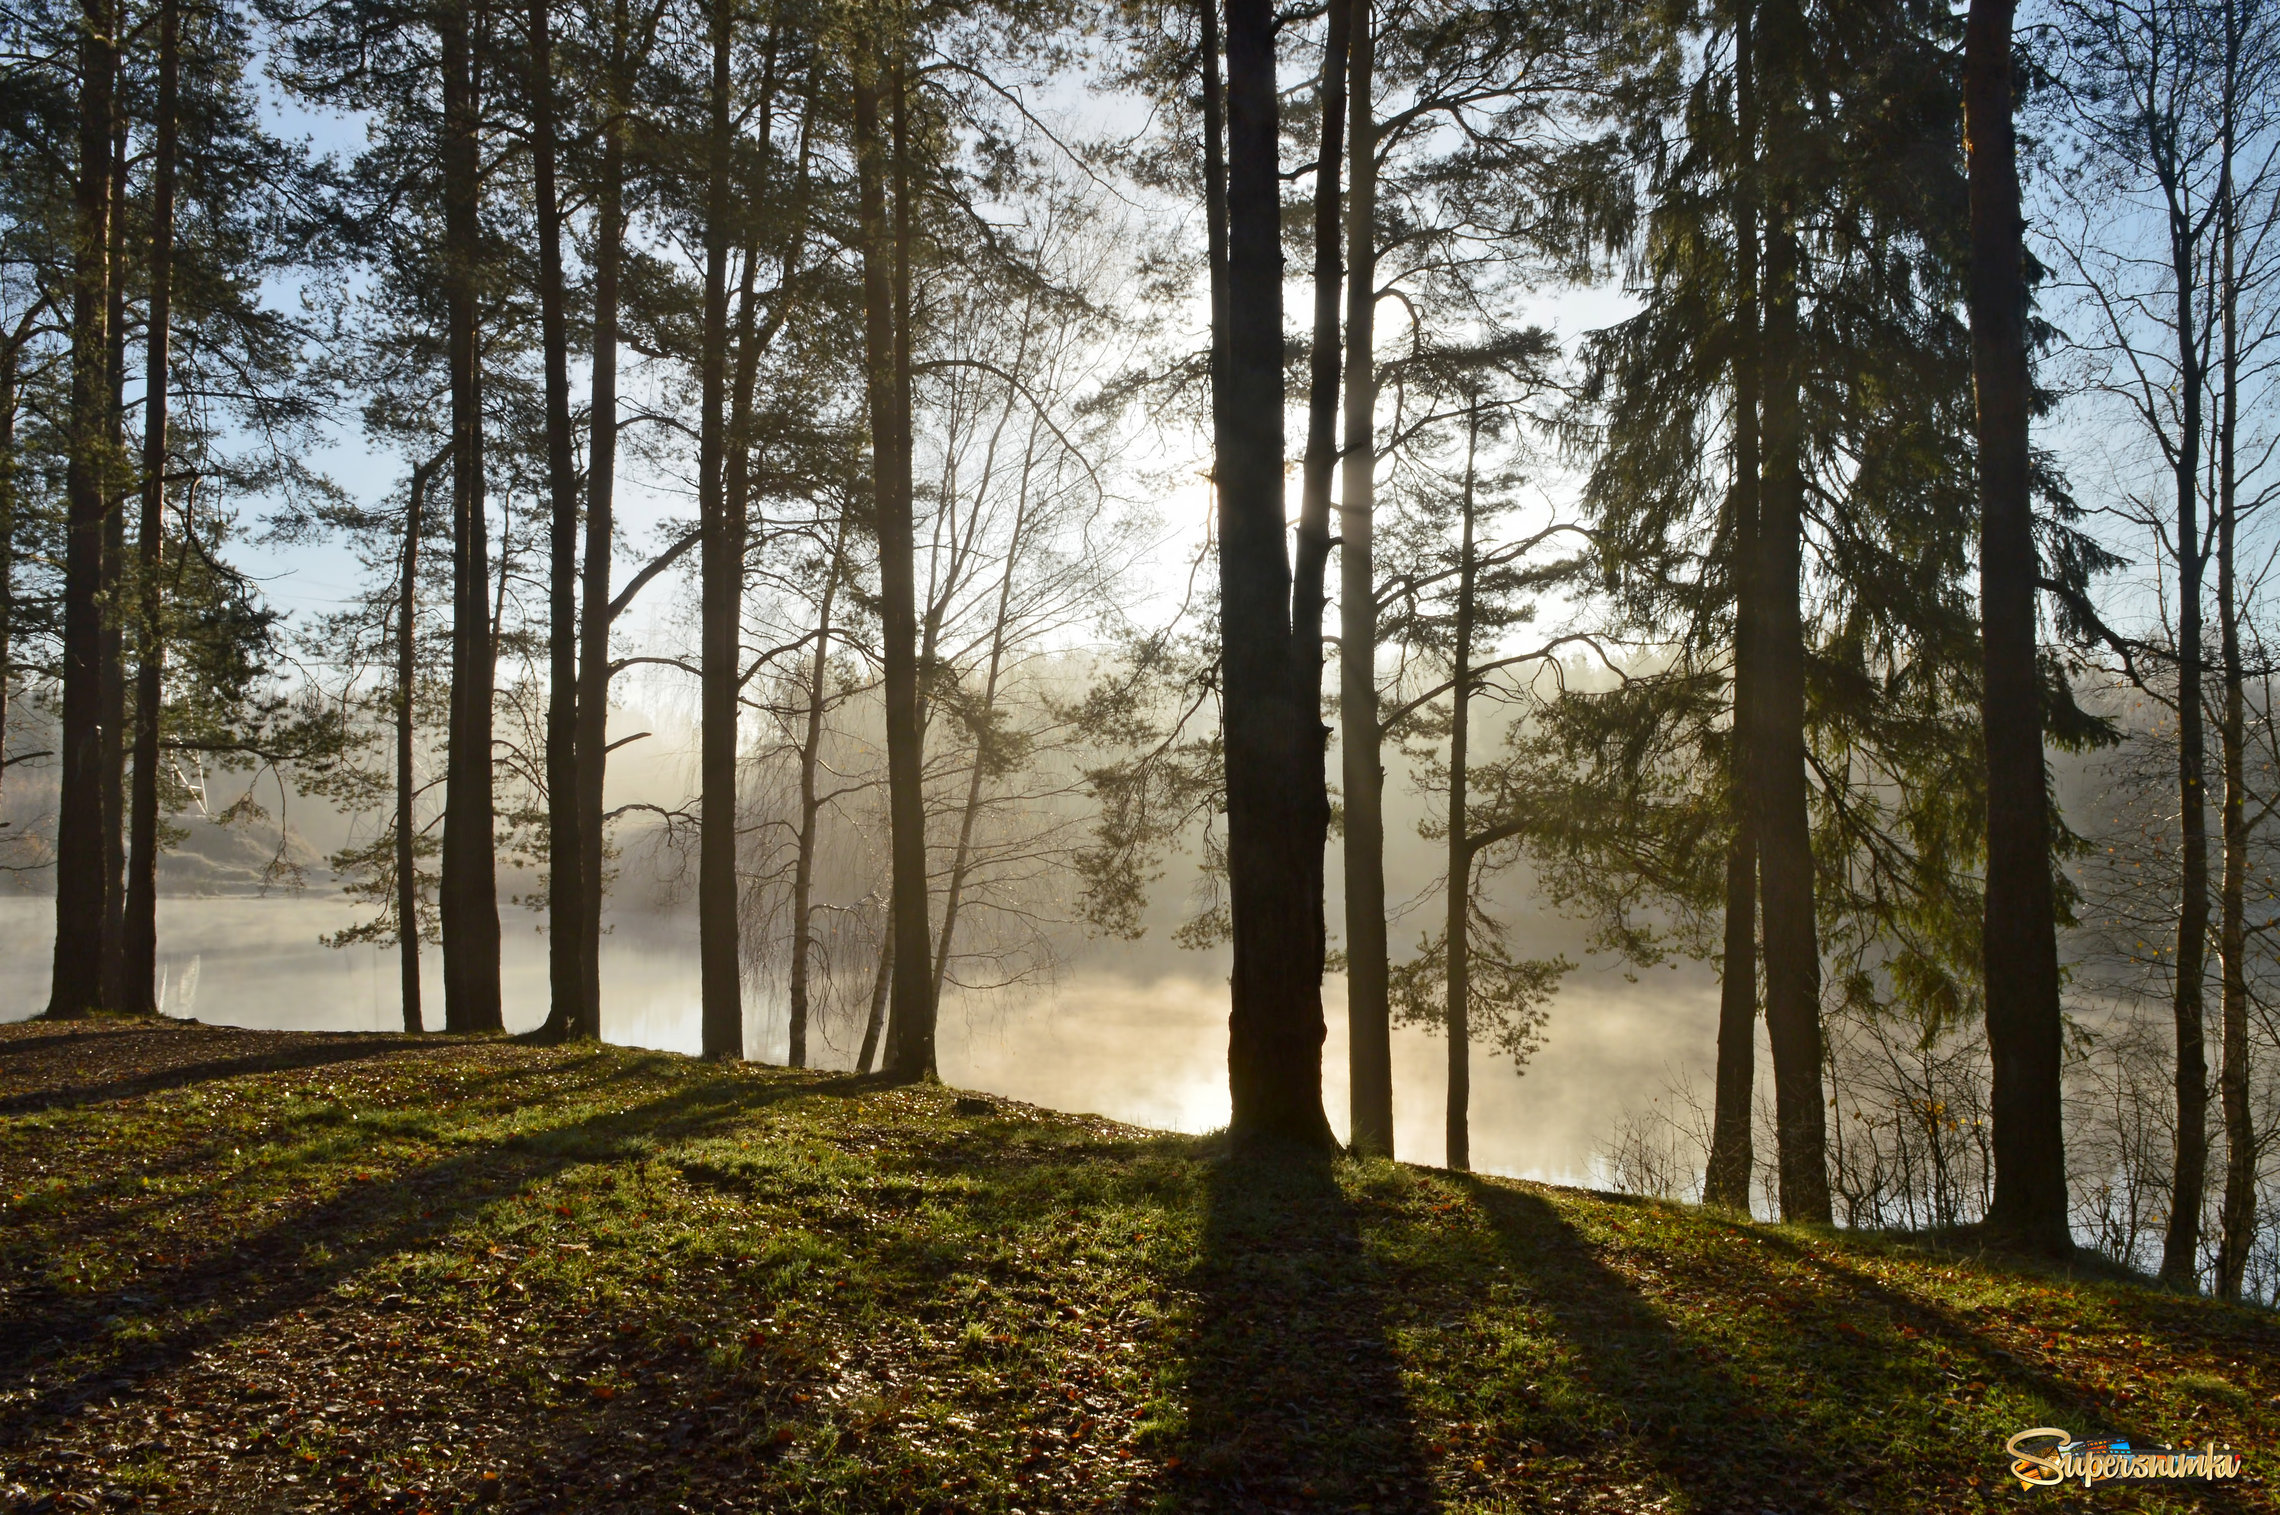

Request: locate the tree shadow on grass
(1454, 1179), (1849, 1513)
(0, 1070), (829, 1445)
(1165, 1143), (1438, 1514)
(0, 1024), (470, 1116)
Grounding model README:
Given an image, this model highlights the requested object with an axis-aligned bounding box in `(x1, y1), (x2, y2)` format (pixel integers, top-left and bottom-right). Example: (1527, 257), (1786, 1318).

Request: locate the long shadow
(1164, 1144), (1438, 1514)
(1456, 1179), (1846, 1512)
(0, 1070), (830, 1445)
(1740, 1231), (2271, 1513)
(0, 1026), (462, 1116)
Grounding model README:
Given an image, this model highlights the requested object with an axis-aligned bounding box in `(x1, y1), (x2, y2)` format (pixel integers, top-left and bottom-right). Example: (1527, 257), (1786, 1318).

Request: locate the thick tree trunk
(574, 0), (629, 1046)
(49, 0), (116, 1019)
(1966, 0), (2068, 1253)
(124, 0), (180, 1018)
(1219, 0), (1336, 1149)
(1706, 1), (1762, 1214)
(1444, 409), (1480, 1172)
(438, 0), (502, 1033)
(697, 0), (742, 1060)
(99, 114), (129, 1012)
(1338, 0), (1391, 1159)
(397, 458), (439, 1032)
(855, 56), (936, 1081)
(1751, 0), (1828, 1221)
(529, 0), (587, 1042)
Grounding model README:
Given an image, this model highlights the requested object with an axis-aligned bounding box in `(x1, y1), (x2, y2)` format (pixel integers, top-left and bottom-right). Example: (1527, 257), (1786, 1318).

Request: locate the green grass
(0, 1019), (2273, 1513)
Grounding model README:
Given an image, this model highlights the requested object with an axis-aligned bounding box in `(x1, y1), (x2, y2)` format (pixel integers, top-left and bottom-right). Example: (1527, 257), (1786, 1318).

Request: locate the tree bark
(1705, 0), (1761, 1214)
(1444, 405), (1480, 1172)
(528, 0), (586, 1042)
(1750, 0), (1828, 1223)
(99, 111), (129, 1011)
(574, 0), (631, 1046)
(438, 0), (502, 1033)
(856, 52), (936, 1081)
(396, 457), (441, 1032)
(49, 0), (116, 1018)
(2157, 113), (2212, 1286)
(697, 0), (742, 1060)
(1221, 0), (1336, 1149)
(1339, 0), (1391, 1158)
(124, 0), (180, 1018)
(1967, 0), (2068, 1253)
(2214, 31), (2254, 1298)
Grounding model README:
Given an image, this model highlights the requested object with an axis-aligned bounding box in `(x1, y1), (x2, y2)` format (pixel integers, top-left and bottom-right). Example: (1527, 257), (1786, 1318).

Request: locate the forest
(4, 0), (2280, 1332)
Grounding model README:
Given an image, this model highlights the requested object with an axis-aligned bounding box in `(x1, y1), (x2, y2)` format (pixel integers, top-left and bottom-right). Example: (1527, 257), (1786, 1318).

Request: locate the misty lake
(0, 894), (1725, 1183)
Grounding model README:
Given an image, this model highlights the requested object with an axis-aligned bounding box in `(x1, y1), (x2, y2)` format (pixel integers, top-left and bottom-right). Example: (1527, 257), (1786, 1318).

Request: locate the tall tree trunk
(49, 0), (116, 1018)
(397, 457), (440, 1032)
(1291, 0), (1346, 1117)
(1967, 0), (2068, 1252)
(438, 0), (502, 1032)
(1339, 0), (1391, 1158)
(859, 55), (936, 1081)
(574, 0), (630, 1045)
(1750, 0), (1828, 1222)
(2158, 150), (2212, 1287)
(697, 0), (742, 1060)
(1706, 0), (1762, 1212)
(124, 0), (180, 1018)
(787, 531), (844, 1069)
(1444, 405), (1480, 1172)
(99, 111), (129, 1012)
(2214, 35), (2254, 1298)
(529, 0), (586, 1042)
(1220, 0), (1335, 1149)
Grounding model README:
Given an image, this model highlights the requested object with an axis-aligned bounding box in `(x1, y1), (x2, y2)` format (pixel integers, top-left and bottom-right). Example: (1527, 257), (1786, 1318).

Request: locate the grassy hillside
(0, 1020), (2272, 1513)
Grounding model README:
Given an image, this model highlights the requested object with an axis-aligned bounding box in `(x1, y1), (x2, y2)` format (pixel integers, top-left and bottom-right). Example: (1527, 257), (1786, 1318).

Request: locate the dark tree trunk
(2158, 125), (2212, 1288)
(1705, 0), (1761, 1213)
(49, 0), (116, 1019)
(529, 0), (586, 1042)
(1750, 0), (1828, 1222)
(855, 54), (936, 1081)
(574, 0), (630, 1046)
(1291, 0), (1347, 1067)
(438, 0), (501, 1032)
(1966, 0), (2068, 1253)
(1220, 0), (1336, 1149)
(1339, 0), (1391, 1158)
(1444, 406), (1480, 1172)
(397, 457), (440, 1032)
(2214, 42), (2254, 1298)
(124, 0), (180, 1018)
(99, 113), (129, 1012)
(696, 0), (742, 1060)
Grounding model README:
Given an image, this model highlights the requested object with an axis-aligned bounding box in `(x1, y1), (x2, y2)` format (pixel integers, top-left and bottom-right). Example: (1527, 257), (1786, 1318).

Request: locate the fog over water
(0, 893), (1724, 1183)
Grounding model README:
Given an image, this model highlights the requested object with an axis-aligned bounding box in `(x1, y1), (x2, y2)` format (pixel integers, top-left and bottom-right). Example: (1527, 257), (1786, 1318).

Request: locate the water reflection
(0, 896), (1717, 1184)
